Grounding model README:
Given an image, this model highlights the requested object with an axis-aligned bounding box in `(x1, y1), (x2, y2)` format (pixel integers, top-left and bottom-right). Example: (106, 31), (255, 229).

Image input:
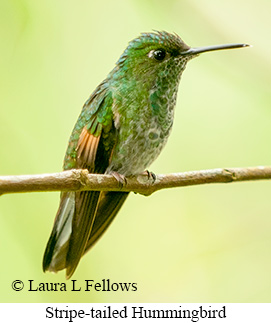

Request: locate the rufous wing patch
(76, 126), (100, 169)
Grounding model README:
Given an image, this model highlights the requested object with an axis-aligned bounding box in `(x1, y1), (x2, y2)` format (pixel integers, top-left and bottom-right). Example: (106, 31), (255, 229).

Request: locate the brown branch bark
(0, 166), (270, 196)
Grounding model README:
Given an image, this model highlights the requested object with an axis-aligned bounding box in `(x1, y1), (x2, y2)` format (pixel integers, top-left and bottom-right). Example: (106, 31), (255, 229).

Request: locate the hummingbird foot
(141, 170), (156, 183)
(143, 169), (156, 183)
(110, 171), (127, 188)
(134, 170), (156, 196)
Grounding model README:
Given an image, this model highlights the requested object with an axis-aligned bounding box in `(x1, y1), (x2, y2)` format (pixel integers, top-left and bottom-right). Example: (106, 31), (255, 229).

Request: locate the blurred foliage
(0, 0), (270, 302)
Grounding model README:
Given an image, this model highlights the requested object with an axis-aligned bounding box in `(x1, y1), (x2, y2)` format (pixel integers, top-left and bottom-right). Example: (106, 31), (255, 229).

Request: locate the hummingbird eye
(151, 49), (167, 61)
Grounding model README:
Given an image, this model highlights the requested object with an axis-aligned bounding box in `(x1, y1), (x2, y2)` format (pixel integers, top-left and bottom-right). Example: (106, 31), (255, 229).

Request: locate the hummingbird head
(113, 31), (193, 86)
(111, 31), (248, 92)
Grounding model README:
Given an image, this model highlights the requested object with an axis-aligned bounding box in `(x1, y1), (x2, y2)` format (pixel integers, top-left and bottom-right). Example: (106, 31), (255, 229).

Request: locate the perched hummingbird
(43, 31), (248, 278)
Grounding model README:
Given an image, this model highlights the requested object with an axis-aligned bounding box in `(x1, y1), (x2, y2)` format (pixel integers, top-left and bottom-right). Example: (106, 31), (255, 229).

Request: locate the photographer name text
(25, 279), (137, 292)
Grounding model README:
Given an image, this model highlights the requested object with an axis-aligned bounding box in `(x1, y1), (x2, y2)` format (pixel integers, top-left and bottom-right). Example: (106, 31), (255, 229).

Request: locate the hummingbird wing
(83, 190), (129, 254)
(43, 81), (126, 278)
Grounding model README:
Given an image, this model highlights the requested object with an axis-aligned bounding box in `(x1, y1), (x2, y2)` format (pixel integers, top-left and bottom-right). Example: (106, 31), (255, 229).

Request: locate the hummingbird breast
(107, 85), (179, 176)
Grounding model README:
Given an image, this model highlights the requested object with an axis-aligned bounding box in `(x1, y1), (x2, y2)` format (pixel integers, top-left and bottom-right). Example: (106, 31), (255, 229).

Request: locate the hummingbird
(43, 31), (248, 278)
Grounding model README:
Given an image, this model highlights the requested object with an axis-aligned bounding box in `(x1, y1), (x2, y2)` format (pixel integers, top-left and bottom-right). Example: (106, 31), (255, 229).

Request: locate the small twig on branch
(0, 166), (270, 196)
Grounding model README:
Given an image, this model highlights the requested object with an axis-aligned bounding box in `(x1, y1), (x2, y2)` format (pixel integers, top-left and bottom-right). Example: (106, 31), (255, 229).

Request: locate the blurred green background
(0, 0), (271, 302)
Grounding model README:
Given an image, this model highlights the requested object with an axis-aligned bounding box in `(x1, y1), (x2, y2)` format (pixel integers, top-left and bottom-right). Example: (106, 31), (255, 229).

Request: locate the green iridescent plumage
(43, 31), (248, 278)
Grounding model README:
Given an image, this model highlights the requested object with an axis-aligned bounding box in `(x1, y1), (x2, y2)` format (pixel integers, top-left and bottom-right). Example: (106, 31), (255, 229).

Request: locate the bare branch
(0, 166), (270, 196)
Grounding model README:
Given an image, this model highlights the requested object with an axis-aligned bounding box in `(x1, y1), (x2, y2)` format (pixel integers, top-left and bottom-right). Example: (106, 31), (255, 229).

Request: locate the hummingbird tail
(65, 190), (101, 278)
(42, 191), (128, 277)
(42, 192), (75, 273)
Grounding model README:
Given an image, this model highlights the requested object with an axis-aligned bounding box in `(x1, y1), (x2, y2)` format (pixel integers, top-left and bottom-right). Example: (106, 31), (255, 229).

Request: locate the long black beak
(181, 43), (250, 55)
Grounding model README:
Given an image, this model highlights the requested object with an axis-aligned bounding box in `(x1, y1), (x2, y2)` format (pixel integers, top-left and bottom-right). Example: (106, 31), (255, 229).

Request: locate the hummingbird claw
(143, 170), (156, 183)
(110, 171), (127, 188)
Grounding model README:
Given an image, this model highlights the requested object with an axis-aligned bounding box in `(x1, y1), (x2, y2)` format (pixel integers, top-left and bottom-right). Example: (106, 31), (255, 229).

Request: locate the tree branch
(0, 166), (270, 196)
